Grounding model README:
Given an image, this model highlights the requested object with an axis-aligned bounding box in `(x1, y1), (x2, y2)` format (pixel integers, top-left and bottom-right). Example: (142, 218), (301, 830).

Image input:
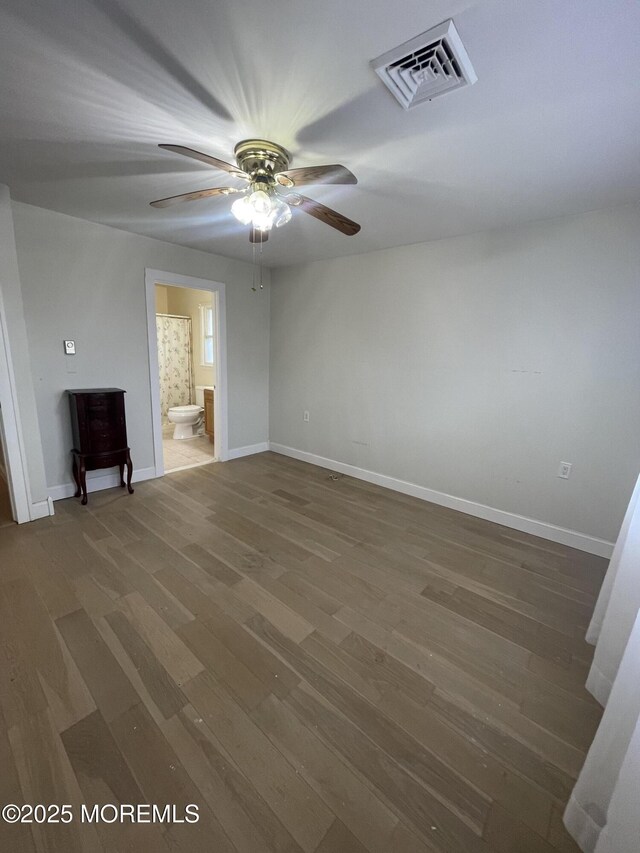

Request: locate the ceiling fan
(150, 139), (360, 243)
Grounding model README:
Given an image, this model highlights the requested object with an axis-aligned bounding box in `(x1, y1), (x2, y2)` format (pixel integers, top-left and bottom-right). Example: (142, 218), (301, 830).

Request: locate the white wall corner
(268, 442), (614, 558)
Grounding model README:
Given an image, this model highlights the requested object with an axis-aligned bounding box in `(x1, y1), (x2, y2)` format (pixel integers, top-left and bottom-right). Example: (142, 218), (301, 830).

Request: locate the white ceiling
(1, 0), (639, 267)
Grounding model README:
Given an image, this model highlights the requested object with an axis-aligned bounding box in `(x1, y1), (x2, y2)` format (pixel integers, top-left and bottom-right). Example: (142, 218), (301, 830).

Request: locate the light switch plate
(64, 340), (76, 355)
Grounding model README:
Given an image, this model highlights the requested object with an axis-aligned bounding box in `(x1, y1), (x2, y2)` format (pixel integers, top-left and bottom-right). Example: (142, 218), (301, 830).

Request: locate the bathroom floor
(162, 424), (216, 473)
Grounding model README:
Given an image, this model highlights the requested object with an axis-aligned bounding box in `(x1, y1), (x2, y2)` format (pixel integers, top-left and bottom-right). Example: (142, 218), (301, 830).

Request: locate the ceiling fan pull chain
(259, 240), (264, 289)
(251, 242), (257, 292)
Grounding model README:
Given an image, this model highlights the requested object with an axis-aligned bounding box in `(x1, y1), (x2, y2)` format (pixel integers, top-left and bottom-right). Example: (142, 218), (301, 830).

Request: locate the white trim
(199, 303), (215, 367)
(228, 442), (270, 460)
(145, 269), (229, 480)
(585, 662), (613, 707)
(49, 466), (156, 502)
(268, 442), (614, 558)
(165, 460), (217, 474)
(30, 499), (54, 520)
(0, 289), (32, 523)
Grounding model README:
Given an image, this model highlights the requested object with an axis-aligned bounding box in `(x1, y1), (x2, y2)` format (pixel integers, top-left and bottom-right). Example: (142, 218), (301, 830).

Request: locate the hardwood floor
(0, 451), (606, 852)
(0, 473), (12, 527)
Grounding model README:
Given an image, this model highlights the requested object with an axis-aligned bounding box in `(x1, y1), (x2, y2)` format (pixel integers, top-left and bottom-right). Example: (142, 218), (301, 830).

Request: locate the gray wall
(12, 202), (270, 491)
(270, 203), (640, 543)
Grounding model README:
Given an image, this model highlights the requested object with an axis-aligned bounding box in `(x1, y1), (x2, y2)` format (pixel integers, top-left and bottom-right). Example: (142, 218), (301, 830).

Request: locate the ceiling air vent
(371, 19), (477, 109)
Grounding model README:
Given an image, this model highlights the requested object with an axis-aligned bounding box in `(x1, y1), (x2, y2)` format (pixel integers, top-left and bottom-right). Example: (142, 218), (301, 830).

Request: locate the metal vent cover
(371, 19), (477, 109)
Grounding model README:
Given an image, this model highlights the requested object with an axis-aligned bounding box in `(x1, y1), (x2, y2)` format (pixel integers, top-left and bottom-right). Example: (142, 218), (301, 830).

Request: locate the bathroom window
(200, 304), (214, 366)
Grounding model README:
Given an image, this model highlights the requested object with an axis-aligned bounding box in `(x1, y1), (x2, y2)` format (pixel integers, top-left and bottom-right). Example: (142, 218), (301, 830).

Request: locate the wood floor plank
(203, 605), (301, 699)
(207, 506), (313, 569)
(257, 575), (352, 644)
(315, 819), (370, 852)
(104, 610), (187, 719)
(161, 708), (304, 853)
(117, 591), (204, 686)
(287, 682), (490, 853)
(109, 701), (236, 852)
(178, 618), (272, 711)
(387, 822), (438, 852)
(9, 709), (103, 853)
(252, 693), (400, 852)
(61, 709), (170, 852)
(339, 630), (437, 707)
(181, 542), (245, 586)
(483, 803), (557, 853)
(183, 670), (335, 852)
(56, 608), (139, 723)
(234, 578), (315, 643)
(0, 708), (37, 853)
(98, 541), (194, 629)
(376, 689), (553, 837)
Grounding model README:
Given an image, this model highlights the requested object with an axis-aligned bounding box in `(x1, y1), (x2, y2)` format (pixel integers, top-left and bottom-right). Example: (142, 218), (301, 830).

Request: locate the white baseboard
(227, 442), (270, 460)
(268, 443), (614, 558)
(30, 498), (54, 520)
(48, 466), (156, 502)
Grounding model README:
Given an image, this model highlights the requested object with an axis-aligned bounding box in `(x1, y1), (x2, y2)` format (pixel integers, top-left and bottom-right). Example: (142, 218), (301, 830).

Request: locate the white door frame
(145, 269), (229, 477)
(0, 289), (31, 522)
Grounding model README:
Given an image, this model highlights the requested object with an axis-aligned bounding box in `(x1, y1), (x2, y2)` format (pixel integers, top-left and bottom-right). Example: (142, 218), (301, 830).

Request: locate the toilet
(167, 404), (203, 440)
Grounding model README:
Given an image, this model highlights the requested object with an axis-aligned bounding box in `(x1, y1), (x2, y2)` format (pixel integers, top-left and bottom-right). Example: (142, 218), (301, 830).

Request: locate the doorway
(145, 269), (229, 478)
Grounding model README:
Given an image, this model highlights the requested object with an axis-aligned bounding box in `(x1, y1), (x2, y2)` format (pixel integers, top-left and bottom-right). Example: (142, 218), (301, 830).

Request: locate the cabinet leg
(126, 450), (134, 494)
(72, 455), (81, 498)
(119, 462), (125, 488)
(78, 458), (88, 505)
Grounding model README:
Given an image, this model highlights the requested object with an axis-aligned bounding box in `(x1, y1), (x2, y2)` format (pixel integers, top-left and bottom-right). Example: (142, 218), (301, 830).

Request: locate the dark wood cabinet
(203, 388), (214, 444)
(67, 388), (133, 505)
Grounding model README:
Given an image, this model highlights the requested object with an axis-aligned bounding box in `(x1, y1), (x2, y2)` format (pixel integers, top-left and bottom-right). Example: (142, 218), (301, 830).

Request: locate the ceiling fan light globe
(273, 200), (292, 228)
(252, 209), (276, 231)
(249, 190), (271, 215)
(231, 196), (253, 225)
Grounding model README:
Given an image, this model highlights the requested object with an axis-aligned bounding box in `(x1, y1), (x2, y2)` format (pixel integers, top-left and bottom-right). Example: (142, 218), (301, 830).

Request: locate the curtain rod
(156, 313), (191, 320)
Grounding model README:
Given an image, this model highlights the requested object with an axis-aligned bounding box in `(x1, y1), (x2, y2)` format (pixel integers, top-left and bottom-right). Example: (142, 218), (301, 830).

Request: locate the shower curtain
(156, 314), (194, 416)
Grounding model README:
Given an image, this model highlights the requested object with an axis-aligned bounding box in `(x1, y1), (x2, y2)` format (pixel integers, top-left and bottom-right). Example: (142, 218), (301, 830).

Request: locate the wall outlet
(557, 461), (572, 479)
(303, 410), (310, 422)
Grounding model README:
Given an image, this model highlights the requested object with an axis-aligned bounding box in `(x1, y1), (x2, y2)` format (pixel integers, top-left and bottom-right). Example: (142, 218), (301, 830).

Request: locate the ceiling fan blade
(158, 144), (249, 181)
(275, 164), (357, 188)
(286, 193), (361, 236)
(150, 186), (243, 208)
(249, 227), (269, 243)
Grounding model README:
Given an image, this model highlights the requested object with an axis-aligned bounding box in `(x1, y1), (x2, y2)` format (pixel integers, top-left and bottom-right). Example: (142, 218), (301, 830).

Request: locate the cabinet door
(204, 389), (214, 443)
(85, 392), (127, 453)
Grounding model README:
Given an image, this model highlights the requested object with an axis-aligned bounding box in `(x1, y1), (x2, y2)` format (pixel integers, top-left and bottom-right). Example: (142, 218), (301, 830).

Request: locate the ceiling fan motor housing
(234, 139), (291, 183)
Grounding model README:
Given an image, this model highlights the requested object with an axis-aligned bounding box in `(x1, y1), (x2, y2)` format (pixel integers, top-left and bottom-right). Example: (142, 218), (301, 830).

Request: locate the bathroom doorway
(145, 270), (229, 477)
